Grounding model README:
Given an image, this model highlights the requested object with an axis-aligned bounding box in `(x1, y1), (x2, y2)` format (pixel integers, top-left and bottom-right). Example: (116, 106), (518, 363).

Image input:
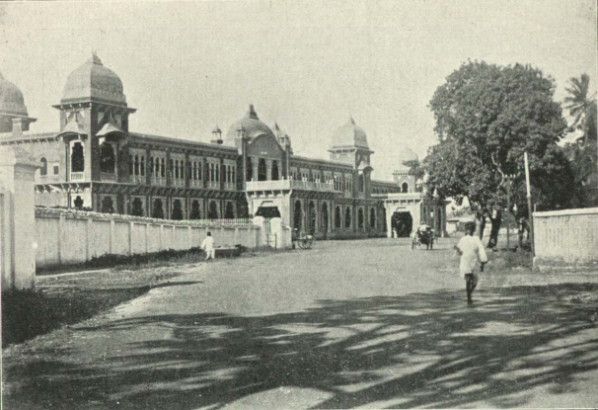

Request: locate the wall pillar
(0, 147), (40, 290)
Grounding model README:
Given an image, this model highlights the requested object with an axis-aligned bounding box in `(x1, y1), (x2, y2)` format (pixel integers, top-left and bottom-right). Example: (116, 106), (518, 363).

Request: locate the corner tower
(53, 53), (136, 182)
(0, 71), (36, 135)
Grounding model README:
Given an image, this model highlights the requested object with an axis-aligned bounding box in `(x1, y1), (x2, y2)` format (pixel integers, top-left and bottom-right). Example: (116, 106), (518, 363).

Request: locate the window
(345, 207), (351, 228)
(149, 157), (154, 176)
(224, 202), (234, 219)
(40, 157), (48, 176)
(134, 155), (139, 175)
(152, 198), (164, 219)
(140, 156), (145, 176)
(161, 158), (166, 177)
(74, 195), (83, 210)
(358, 208), (364, 229)
(71, 142), (84, 172)
(272, 161), (279, 180)
(294, 200), (302, 230)
(53, 164), (59, 175)
(190, 200), (201, 219)
(208, 200), (219, 219)
(246, 157), (253, 181)
(131, 198), (144, 216)
(358, 174), (365, 192)
(370, 208), (376, 228)
(258, 158), (267, 181)
(101, 196), (114, 213)
(171, 199), (183, 220)
(402, 182), (409, 193)
(100, 142), (115, 173)
(335, 206), (341, 228)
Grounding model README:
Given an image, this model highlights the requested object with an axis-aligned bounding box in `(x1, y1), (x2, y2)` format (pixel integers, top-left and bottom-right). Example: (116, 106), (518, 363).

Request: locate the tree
(563, 74), (597, 143)
(425, 61), (577, 216)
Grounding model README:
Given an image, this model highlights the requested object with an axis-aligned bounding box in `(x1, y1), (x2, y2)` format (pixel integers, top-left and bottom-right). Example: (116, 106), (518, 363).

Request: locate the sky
(1, 0), (596, 180)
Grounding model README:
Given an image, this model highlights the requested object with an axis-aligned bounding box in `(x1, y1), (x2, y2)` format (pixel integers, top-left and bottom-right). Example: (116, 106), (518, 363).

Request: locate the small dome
(225, 105), (275, 145)
(61, 53), (126, 105)
(331, 117), (369, 149)
(0, 71), (29, 116)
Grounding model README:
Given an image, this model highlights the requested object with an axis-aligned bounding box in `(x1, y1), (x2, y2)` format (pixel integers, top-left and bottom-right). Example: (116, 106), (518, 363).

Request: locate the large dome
(331, 117), (369, 149)
(0, 71), (28, 116)
(225, 105), (275, 145)
(61, 53), (126, 105)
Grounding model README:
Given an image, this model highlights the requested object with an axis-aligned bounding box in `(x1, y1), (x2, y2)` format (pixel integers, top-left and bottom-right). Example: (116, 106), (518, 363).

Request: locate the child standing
(455, 221), (488, 305)
(202, 231), (215, 261)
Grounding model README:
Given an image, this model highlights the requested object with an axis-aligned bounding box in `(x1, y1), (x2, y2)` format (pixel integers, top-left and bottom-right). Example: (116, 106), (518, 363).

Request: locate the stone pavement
(3, 238), (598, 409)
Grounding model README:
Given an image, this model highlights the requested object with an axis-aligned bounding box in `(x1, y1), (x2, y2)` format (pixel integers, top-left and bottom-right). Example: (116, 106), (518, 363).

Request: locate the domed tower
(392, 145), (418, 193)
(329, 117), (374, 197)
(0, 71), (36, 135)
(53, 53), (136, 182)
(328, 117), (373, 168)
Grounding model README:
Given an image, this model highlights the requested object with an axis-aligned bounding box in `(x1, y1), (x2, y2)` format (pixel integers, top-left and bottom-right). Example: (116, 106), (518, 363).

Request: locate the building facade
(1, 54), (446, 240)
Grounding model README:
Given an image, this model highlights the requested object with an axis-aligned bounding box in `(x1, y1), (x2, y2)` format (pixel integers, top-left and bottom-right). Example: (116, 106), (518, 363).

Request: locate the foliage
(403, 159), (425, 180)
(425, 61), (577, 211)
(563, 73), (597, 143)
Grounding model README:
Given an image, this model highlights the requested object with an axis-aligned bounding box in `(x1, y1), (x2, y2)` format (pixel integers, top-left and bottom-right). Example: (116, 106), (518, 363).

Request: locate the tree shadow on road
(4, 283), (598, 409)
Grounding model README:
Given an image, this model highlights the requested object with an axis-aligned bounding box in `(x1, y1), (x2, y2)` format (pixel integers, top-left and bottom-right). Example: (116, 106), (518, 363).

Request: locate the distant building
(0, 54), (446, 239)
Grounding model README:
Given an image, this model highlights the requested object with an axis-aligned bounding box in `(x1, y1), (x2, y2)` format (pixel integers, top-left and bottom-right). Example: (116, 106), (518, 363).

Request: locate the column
(266, 159), (272, 181)
(252, 157), (259, 182)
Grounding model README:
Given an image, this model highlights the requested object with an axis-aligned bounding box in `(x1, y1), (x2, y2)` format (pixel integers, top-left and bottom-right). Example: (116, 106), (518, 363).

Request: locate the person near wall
(487, 203), (502, 250)
(202, 231), (215, 261)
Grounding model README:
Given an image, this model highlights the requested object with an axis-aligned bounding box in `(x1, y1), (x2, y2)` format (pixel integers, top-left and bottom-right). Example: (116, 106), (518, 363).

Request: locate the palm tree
(564, 74), (597, 143)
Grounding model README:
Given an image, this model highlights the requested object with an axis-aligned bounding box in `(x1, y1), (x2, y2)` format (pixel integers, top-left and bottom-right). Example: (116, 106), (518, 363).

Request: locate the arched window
(335, 206), (341, 228)
(101, 196), (114, 214)
(271, 161), (279, 180)
(402, 182), (409, 193)
(100, 142), (115, 173)
(152, 199), (164, 219)
(149, 157), (154, 176)
(190, 200), (201, 219)
(40, 157), (48, 176)
(246, 157), (253, 181)
(321, 203), (328, 234)
(74, 195), (83, 210)
(358, 208), (364, 229)
(345, 207), (351, 228)
(258, 158), (267, 181)
(308, 201), (316, 234)
(134, 155), (139, 176)
(208, 200), (219, 219)
(370, 208), (376, 228)
(160, 158), (166, 178)
(358, 174), (365, 192)
(171, 199), (183, 220)
(224, 202), (235, 219)
(131, 198), (144, 216)
(71, 142), (84, 172)
(140, 156), (145, 176)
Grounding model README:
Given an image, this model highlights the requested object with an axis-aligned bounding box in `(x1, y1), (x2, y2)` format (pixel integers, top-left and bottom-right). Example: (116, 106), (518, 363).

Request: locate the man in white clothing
(202, 231), (215, 261)
(455, 221), (488, 305)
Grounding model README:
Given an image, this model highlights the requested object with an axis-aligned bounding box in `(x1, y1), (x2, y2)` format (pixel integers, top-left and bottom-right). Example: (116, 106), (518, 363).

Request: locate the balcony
(70, 172), (85, 182)
(246, 179), (340, 193)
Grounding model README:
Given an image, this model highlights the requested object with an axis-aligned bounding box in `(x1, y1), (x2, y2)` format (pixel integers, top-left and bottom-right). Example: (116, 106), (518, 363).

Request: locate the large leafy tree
(425, 61), (578, 212)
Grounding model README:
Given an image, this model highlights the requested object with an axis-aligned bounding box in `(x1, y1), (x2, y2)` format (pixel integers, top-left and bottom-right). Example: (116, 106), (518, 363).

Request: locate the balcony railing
(70, 172), (85, 182)
(246, 179), (340, 193)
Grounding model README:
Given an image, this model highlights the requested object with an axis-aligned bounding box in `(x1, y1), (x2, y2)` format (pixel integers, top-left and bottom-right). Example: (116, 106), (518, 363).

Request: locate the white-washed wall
(534, 207), (598, 266)
(35, 208), (261, 268)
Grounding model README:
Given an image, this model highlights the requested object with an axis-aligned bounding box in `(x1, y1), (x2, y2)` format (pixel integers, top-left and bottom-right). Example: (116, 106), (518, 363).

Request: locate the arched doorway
(402, 182), (409, 193)
(152, 198), (164, 219)
(131, 198), (144, 216)
(224, 202), (235, 219)
(74, 195), (84, 210)
(171, 199), (183, 220)
(308, 201), (316, 234)
(334, 206), (341, 228)
(358, 208), (364, 230)
(345, 207), (351, 228)
(101, 196), (114, 214)
(190, 200), (201, 219)
(208, 200), (219, 219)
(321, 202), (329, 237)
(370, 208), (376, 229)
(391, 211), (413, 237)
(293, 200), (302, 231)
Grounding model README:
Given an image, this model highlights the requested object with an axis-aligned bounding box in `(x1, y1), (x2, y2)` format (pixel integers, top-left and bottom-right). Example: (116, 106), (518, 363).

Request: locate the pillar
(0, 147), (40, 290)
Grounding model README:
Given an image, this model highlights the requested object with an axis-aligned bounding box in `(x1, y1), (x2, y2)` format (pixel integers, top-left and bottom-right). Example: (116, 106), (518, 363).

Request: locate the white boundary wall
(35, 208), (262, 268)
(533, 207), (598, 268)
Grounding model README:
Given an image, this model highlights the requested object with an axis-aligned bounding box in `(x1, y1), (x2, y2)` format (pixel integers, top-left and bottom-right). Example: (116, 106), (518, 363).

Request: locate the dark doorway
(334, 206), (341, 228)
(73, 195), (83, 210)
(256, 206), (281, 218)
(152, 199), (164, 219)
(271, 160), (279, 180)
(208, 201), (219, 219)
(100, 142), (116, 174)
(321, 203), (328, 237)
(224, 202), (235, 219)
(190, 200), (201, 219)
(171, 199), (183, 220)
(308, 201), (316, 234)
(71, 142), (84, 172)
(131, 198), (144, 216)
(101, 196), (114, 214)
(370, 208), (376, 229)
(391, 211), (413, 237)
(358, 208), (364, 229)
(293, 200), (302, 231)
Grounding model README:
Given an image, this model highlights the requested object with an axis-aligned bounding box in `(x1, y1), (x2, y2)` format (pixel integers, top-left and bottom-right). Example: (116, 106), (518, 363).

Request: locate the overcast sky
(1, 0), (596, 179)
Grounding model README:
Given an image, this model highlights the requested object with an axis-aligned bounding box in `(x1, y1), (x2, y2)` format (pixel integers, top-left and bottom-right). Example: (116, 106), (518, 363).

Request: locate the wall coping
(534, 207), (598, 218)
(35, 207), (258, 229)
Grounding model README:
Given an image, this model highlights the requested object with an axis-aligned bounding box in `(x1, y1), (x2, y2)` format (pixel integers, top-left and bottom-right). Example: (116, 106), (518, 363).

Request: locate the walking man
(202, 231), (215, 261)
(455, 221), (488, 306)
